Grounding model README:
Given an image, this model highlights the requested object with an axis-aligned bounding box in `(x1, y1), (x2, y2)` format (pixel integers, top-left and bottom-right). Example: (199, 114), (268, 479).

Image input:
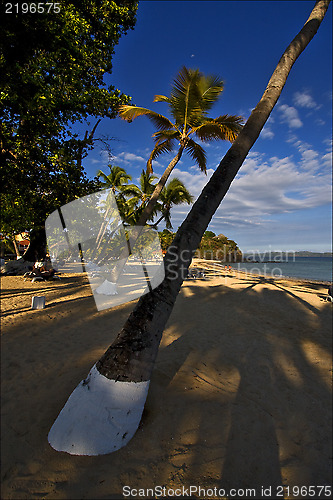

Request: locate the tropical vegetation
(1, 1), (137, 261)
(159, 229), (242, 260)
(118, 66), (243, 227)
(96, 164), (193, 229)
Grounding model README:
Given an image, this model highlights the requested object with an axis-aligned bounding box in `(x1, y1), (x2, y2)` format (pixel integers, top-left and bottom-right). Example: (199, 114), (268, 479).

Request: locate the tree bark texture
(96, 0), (330, 382)
(137, 146), (185, 227)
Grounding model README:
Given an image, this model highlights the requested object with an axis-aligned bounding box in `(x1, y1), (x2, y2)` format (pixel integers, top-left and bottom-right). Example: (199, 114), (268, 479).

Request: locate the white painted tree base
(48, 364), (149, 455)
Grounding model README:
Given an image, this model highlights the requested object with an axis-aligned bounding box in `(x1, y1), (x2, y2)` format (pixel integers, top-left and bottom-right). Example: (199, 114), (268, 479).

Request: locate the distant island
(293, 251), (332, 257)
(242, 251), (332, 262)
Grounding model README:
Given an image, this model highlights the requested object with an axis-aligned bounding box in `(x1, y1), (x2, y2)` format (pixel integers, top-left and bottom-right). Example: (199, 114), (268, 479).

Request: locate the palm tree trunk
(48, 0), (330, 455)
(137, 145), (185, 227)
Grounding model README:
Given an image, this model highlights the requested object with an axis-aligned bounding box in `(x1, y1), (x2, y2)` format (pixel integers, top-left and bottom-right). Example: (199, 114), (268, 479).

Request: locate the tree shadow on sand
(1, 276), (331, 499)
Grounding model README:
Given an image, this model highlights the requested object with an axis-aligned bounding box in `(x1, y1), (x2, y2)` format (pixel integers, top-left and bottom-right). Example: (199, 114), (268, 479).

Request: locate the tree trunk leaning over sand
(48, 0), (330, 456)
(98, 0), (331, 383)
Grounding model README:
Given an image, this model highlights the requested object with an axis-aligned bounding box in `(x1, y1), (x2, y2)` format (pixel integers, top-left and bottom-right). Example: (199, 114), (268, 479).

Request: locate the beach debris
(31, 296), (45, 309)
(48, 364), (149, 455)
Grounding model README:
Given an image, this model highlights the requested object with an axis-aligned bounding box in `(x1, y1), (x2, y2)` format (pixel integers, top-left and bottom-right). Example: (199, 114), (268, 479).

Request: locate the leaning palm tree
(119, 66), (243, 227)
(47, 0), (330, 456)
(107, 68), (243, 278)
(154, 178), (194, 229)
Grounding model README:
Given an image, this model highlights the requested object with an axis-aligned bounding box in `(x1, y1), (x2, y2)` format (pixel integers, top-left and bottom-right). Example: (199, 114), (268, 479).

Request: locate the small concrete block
(31, 296), (45, 309)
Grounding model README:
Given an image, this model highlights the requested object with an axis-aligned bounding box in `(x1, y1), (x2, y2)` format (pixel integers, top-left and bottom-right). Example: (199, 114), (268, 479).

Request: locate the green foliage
(97, 165), (193, 229)
(198, 232), (242, 261)
(158, 229), (242, 260)
(156, 178), (193, 229)
(204, 230), (216, 238)
(158, 229), (175, 252)
(0, 1), (138, 238)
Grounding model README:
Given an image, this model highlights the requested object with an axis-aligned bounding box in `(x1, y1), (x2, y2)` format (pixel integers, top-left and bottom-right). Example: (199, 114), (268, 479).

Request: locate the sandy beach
(1, 261), (332, 499)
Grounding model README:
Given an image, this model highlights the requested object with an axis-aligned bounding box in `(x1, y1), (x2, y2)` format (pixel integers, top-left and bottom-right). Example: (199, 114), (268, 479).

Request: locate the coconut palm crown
(119, 66), (244, 175)
(155, 178), (193, 229)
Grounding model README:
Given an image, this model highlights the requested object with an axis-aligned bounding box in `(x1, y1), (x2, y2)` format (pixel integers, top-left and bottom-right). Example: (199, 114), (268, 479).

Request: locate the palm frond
(120, 184), (142, 197)
(169, 66), (202, 127)
(139, 169), (158, 194)
(147, 138), (176, 173)
(193, 115), (243, 142)
(118, 105), (174, 131)
(152, 129), (180, 145)
(197, 74), (224, 111)
(185, 139), (207, 173)
(153, 95), (172, 104)
(96, 170), (110, 185)
(161, 178), (194, 205)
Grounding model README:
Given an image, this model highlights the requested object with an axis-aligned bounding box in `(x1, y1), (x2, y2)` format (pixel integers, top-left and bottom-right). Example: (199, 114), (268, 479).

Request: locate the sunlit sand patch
(273, 351), (303, 387)
(181, 286), (196, 298)
(301, 340), (332, 389)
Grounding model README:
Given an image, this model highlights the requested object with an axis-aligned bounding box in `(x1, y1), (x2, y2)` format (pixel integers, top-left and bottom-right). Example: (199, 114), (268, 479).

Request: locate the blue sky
(82, 1), (332, 253)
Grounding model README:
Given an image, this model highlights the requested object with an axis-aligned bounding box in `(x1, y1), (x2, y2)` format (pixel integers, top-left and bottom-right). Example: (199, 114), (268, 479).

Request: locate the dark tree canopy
(0, 0), (138, 241)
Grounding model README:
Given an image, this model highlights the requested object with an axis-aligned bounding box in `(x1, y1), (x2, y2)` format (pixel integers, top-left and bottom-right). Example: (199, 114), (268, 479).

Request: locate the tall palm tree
(47, 0), (330, 456)
(154, 178), (193, 229)
(119, 66), (243, 227)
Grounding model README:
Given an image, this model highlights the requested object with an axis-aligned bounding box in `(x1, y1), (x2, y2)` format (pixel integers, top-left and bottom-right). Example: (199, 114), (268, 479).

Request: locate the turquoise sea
(231, 256), (332, 283)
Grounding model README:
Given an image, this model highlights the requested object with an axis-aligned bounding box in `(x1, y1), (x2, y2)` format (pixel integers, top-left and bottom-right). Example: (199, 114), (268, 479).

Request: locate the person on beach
(31, 259), (55, 280)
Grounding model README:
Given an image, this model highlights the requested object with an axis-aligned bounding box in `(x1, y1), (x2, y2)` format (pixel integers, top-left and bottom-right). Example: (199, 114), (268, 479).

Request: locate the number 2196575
(5, 3), (60, 14)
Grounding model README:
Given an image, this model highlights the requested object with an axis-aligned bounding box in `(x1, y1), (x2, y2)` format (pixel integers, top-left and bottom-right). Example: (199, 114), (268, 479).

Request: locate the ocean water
(230, 257), (332, 283)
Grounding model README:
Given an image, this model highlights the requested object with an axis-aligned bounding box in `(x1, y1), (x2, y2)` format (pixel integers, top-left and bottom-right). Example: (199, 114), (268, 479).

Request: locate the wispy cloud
(168, 149), (331, 231)
(260, 126), (274, 139)
(119, 152), (146, 162)
(293, 90), (318, 109)
(278, 104), (303, 128)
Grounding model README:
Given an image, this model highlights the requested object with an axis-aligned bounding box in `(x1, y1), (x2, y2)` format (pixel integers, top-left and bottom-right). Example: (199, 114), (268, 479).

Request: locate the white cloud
(299, 149), (320, 172)
(278, 104), (303, 128)
(260, 126), (274, 139)
(323, 137), (332, 150)
(168, 150), (331, 231)
(322, 151), (332, 168)
(293, 90), (318, 109)
(120, 152), (145, 162)
(110, 151), (146, 167)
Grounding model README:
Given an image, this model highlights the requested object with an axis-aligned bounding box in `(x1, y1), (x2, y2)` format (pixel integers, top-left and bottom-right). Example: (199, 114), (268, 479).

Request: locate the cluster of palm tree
(97, 164), (193, 230)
